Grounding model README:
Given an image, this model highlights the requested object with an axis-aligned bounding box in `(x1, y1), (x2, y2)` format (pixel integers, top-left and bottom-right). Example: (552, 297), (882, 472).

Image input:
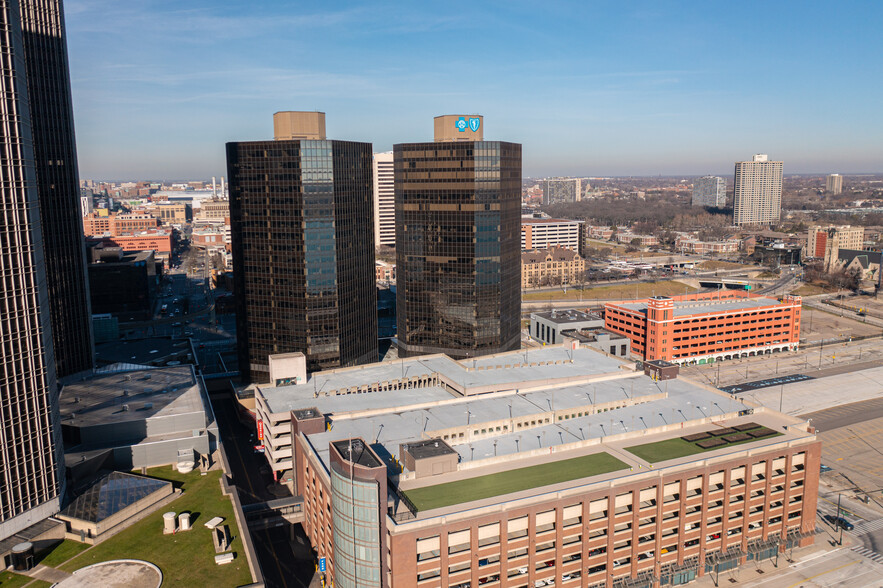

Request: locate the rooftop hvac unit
(122, 404), (129, 411)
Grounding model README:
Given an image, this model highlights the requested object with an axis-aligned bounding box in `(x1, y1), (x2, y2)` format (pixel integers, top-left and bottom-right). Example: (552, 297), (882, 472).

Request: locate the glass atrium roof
(62, 471), (170, 523)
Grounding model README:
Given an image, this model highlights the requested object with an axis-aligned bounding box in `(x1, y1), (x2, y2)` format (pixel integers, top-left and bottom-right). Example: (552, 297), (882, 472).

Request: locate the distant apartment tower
(227, 112), (378, 382)
(395, 115), (521, 358)
(733, 154), (783, 226)
(826, 173), (843, 194)
(543, 177), (581, 205)
(691, 175), (727, 207)
(373, 152), (395, 247)
(806, 225), (864, 271)
(0, 0), (72, 539)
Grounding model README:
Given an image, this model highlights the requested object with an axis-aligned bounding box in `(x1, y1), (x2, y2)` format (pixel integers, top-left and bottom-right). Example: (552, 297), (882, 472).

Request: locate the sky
(65, 0), (883, 180)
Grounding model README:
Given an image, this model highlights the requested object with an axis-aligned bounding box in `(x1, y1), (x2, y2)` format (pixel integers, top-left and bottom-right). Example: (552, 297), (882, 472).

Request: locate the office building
(806, 225), (864, 271)
(82, 211), (160, 236)
(227, 112), (378, 382)
(19, 0), (94, 379)
(80, 194), (93, 218)
(604, 291), (801, 364)
(373, 152), (395, 247)
(691, 176), (726, 208)
(543, 177), (581, 205)
(825, 173), (843, 195)
(521, 217), (582, 251)
(395, 115), (521, 358)
(733, 154), (783, 226)
(253, 345), (820, 588)
(0, 0), (66, 539)
(87, 247), (160, 320)
(86, 232), (174, 256)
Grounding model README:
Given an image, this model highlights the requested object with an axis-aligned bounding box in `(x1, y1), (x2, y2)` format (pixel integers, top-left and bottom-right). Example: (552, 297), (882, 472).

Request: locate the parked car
(825, 514), (854, 530)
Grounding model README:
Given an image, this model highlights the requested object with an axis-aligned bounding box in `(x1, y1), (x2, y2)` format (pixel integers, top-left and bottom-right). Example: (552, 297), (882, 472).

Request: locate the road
(212, 394), (318, 588)
(800, 396), (883, 431)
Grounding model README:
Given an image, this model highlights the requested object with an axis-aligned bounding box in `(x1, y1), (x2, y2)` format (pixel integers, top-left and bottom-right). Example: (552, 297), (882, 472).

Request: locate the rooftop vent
(122, 389), (129, 396)
(122, 404), (129, 412)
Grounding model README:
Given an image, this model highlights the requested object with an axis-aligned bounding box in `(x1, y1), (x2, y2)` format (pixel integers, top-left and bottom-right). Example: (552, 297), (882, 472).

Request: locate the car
(825, 514), (854, 530)
(172, 322), (182, 327)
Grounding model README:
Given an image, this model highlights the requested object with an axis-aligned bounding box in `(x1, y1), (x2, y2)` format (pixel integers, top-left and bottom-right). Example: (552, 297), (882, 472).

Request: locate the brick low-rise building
(252, 345), (820, 588)
(86, 232), (174, 256)
(82, 211), (159, 236)
(522, 246), (585, 289)
(604, 291), (801, 364)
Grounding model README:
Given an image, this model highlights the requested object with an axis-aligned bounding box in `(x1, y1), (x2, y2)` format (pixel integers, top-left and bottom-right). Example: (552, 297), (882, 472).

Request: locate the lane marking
(785, 560), (858, 588)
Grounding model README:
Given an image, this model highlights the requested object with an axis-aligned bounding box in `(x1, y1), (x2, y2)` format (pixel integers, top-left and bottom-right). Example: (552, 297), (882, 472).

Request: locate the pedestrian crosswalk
(852, 545), (883, 563)
(852, 518), (883, 535)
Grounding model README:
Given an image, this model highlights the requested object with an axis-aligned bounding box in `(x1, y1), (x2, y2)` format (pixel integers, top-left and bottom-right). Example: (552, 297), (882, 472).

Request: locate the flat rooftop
(258, 344), (816, 519)
(532, 309), (602, 324)
(60, 365), (204, 427)
(614, 295), (788, 317)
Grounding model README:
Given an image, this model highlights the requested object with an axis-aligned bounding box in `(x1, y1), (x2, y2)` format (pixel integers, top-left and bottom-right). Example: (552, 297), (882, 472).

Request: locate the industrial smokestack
(220, 176), (225, 198)
(212, 176), (217, 198)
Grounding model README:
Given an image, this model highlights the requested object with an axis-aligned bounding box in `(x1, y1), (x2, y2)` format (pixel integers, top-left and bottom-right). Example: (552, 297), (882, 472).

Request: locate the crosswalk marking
(852, 518), (883, 535)
(852, 545), (883, 563)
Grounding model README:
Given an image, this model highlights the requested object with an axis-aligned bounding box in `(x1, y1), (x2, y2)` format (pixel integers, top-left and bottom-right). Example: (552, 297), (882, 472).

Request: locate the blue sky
(66, 0), (883, 180)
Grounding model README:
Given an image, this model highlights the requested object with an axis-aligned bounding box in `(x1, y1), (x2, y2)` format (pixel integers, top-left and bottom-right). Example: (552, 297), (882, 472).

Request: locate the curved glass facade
(331, 468), (381, 588)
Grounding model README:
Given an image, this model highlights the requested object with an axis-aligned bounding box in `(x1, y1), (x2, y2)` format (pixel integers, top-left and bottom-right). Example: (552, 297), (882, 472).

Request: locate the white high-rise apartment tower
(373, 152), (395, 247)
(826, 174), (843, 194)
(691, 176), (726, 207)
(733, 154), (783, 226)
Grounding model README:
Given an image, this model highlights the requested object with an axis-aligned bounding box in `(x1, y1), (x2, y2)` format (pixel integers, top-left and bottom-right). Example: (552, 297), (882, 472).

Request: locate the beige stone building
(522, 246), (585, 289)
(806, 225), (864, 270)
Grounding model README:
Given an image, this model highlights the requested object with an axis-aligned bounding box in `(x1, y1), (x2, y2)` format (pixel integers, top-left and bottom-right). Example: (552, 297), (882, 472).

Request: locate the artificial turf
(403, 452), (629, 512)
(626, 426), (783, 463)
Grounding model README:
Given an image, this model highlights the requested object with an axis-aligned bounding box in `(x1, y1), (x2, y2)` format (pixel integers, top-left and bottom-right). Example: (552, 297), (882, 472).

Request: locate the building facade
(521, 247), (585, 289)
(395, 116), (521, 359)
(691, 176), (726, 208)
(20, 0), (94, 378)
(522, 217), (582, 251)
(86, 232), (174, 256)
(604, 291), (801, 364)
(153, 202), (192, 224)
(228, 112), (378, 382)
(733, 155), (783, 226)
(0, 0), (66, 539)
(373, 152), (395, 247)
(543, 177), (581, 205)
(82, 211), (160, 236)
(825, 174), (843, 194)
(253, 345), (820, 588)
(806, 225), (864, 271)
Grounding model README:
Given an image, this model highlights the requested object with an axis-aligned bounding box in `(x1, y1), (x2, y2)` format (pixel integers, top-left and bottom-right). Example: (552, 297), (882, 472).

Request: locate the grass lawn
(403, 452), (629, 512)
(698, 260), (748, 270)
(523, 280), (696, 302)
(36, 540), (90, 568)
(793, 283), (837, 296)
(0, 571), (41, 588)
(626, 428), (783, 463)
(59, 468), (252, 588)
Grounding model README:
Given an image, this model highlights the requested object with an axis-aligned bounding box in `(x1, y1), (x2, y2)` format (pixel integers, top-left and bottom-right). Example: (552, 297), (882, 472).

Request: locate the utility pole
(837, 493), (843, 546)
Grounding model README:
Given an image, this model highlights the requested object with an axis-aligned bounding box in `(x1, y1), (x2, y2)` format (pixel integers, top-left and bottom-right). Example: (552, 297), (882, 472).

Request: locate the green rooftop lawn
(626, 428), (783, 463)
(403, 452), (629, 512)
(36, 539), (90, 568)
(0, 571), (45, 588)
(59, 468), (252, 588)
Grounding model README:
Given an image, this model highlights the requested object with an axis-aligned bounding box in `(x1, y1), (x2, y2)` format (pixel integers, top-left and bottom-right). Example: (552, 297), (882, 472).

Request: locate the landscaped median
(402, 452), (630, 513)
(625, 423), (782, 464)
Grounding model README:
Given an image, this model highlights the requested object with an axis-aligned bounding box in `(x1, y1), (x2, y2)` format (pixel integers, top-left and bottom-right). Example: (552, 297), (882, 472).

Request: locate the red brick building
(82, 211), (159, 236)
(86, 232), (173, 255)
(604, 291), (801, 364)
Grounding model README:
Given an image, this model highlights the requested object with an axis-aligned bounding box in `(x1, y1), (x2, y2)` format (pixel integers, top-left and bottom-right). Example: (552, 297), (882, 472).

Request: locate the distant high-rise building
(227, 112), (378, 382)
(826, 173), (843, 195)
(691, 175), (727, 208)
(543, 177), (581, 205)
(372, 152), (395, 247)
(20, 0), (93, 378)
(0, 0), (71, 539)
(395, 115), (521, 358)
(806, 225), (864, 271)
(733, 154), (783, 226)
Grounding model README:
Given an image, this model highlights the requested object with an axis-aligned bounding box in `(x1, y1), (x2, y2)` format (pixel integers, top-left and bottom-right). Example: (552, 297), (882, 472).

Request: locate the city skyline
(65, 1), (883, 179)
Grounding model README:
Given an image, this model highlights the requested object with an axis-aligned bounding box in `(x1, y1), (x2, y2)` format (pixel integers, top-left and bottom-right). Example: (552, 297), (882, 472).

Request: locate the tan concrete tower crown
(273, 111), (326, 140)
(434, 114), (483, 142)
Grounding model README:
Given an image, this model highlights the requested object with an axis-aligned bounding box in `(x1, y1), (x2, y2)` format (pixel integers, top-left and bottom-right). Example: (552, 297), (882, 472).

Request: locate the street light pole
(837, 493), (843, 546)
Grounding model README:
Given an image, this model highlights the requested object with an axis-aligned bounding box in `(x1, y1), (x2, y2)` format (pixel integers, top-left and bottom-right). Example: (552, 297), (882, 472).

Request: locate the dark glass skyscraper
(228, 112), (378, 383)
(395, 115), (522, 358)
(19, 0), (93, 377)
(0, 0), (65, 539)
